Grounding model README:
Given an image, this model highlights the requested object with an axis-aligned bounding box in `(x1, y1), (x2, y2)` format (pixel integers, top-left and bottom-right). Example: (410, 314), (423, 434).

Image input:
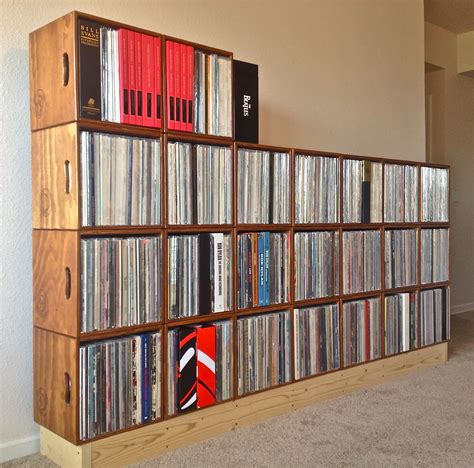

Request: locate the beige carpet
(4, 312), (474, 467)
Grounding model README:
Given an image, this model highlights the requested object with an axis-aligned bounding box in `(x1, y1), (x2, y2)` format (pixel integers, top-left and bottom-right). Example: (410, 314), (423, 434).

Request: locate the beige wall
(425, 21), (474, 312)
(0, 0), (426, 459)
(425, 21), (454, 70)
(457, 31), (474, 75)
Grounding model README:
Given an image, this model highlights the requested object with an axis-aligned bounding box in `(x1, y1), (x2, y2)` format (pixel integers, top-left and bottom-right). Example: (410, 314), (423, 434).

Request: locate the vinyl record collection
(81, 237), (162, 332)
(78, 20), (162, 126)
(168, 233), (232, 319)
(384, 292), (418, 356)
(420, 288), (450, 346)
(195, 51), (232, 136)
(294, 304), (340, 380)
(99, 26), (120, 123)
(421, 167), (449, 222)
(384, 229), (418, 289)
(165, 42), (232, 136)
(295, 154), (340, 224)
(237, 311), (291, 395)
(343, 160), (382, 223)
(32, 11), (453, 452)
(342, 230), (381, 294)
(79, 332), (161, 440)
(167, 142), (232, 224)
(237, 232), (290, 309)
(167, 321), (233, 415)
(294, 231), (339, 300)
(421, 229), (449, 284)
(237, 149), (290, 224)
(80, 132), (161, 226)
(384, 164), (418, 222)
(342, 298), (382, 366)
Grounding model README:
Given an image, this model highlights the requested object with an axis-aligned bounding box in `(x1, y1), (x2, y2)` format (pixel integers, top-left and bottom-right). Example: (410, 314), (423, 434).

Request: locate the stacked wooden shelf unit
(31, 11), (450, 467)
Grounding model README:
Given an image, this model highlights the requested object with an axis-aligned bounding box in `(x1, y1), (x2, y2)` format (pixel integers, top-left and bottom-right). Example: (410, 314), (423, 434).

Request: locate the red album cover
(141, 33), (154, 127)
(135, 31), (143, 126)
(196, 326), (216, 408)
(118, 28), (129, 124)
(166, 41), (175, 130)
(128, 30), (136, 125)
(154, 36), (162, 128)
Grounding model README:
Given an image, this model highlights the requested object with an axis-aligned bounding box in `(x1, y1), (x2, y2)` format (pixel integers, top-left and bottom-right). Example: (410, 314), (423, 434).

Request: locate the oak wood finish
(29, 13), (77, 131)
(33, 230), (79, 337)
(34, 328), (78, 443)
(32, 123), (79, 229)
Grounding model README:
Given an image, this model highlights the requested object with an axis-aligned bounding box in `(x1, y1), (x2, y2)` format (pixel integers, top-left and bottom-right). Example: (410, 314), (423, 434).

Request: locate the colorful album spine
(212, 233), (225, 312)
(154, 36), (162, 128)
(264, 232), (270, 304)
(131, 337), (138, 423)
(258, 233), (265, 306)
(118, 28), (129, 124)
(173, 42), (181, 130)
(166, 41), (175, 130)
(175, 42), (182, 130)
(252, 233), (258, 307)
(247, 235), (253, 306)
(128, 31), (136, 125)
(141, 33), (154, 127)
(196, 326), (216, 408)
(135, 32), (143, 126)
(186, 45), (194, 132)
(180, 42), (187, 131)
(177, 328), (197, 411)
(141, 334), (150, 421)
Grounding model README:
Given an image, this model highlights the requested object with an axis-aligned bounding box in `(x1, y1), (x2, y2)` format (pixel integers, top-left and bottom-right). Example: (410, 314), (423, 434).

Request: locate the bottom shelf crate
(40, 341), (448, 467)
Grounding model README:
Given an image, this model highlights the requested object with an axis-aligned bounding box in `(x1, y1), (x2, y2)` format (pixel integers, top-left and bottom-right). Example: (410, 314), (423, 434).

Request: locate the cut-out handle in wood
(65, 267), (71, 299)
(64, 160), (72, 193)
(64, 372), (71, 404)
(62, 53), (69, 86)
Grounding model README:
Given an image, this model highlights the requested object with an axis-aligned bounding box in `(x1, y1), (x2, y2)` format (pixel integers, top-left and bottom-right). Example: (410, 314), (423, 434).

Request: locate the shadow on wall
(0, 46), (35, 446)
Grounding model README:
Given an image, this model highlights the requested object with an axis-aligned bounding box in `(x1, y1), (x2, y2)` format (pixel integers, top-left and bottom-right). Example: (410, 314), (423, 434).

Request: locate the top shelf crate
(29, 11), (233, 137)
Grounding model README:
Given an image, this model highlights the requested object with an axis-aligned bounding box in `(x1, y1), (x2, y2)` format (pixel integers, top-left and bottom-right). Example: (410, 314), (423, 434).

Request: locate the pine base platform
(40, 342), (448, 467)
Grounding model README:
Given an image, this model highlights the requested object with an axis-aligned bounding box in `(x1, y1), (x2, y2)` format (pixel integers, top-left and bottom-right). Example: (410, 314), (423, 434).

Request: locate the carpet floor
(4, 311), (473, 467)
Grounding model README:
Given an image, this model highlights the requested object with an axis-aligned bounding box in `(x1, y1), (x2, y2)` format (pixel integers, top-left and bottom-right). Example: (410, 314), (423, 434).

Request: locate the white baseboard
(451, 302), (474, 315)
(0, 435), (39, 463)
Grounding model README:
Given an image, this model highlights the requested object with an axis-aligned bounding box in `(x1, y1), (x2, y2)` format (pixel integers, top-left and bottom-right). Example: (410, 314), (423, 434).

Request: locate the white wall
(0, 0), (426, 461)
(425, 21), (474, 313)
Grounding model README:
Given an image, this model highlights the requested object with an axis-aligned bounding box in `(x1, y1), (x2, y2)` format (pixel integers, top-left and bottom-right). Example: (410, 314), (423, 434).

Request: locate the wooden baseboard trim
(451, 301), (474, 315)
(0, 435), (39, 463)
(40, 342), (448, 467)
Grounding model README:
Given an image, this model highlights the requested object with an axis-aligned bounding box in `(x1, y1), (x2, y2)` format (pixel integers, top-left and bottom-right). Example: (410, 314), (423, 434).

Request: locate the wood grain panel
(40, 427), (91, 468)
(32, 123), (79, 229)
(89, 343), (447, 466)
(33, 230), (79, 337)
(34, 328), (78, 444)
(29, 12), (77, 131)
